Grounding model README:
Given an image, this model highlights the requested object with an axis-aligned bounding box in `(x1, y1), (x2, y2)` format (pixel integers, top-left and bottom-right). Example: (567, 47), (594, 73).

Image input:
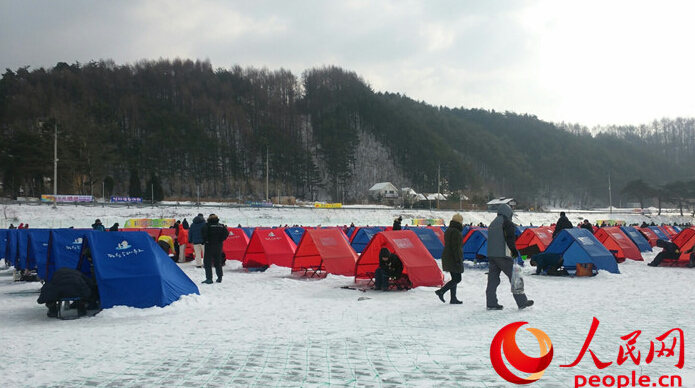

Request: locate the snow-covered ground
(2, 203), (693, 229)
(1, 205), (694, 387)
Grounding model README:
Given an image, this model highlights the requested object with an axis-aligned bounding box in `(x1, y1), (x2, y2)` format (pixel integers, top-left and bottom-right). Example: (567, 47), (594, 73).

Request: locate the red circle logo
(490, 321), (554, 385)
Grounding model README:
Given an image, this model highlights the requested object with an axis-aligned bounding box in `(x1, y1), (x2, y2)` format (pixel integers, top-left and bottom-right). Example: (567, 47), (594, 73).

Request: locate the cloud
(1, 0), (694, 125)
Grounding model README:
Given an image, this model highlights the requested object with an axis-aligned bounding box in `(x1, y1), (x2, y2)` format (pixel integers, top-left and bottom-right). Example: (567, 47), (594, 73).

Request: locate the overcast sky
(2, 0), (694, 126)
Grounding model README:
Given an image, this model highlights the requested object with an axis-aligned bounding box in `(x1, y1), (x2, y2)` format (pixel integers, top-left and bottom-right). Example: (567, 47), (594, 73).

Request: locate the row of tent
(0, 227), (448, 309)
(2, 223), (693, 310)
(0, 228), (198, 309)
(476, 225), (694, 272)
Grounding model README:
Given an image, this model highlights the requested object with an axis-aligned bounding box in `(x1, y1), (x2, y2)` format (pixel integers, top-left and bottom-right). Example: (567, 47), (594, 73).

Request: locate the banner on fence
(124, 218), (176, 228)
(41, 194), (94, 203)
(314, 203), (342, 209)
(110, 196), (143, 203)
(410, 218), (445, 226)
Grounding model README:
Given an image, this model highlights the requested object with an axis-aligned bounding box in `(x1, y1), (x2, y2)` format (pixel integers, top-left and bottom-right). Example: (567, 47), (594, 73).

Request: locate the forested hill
(1, 59), (694, 206)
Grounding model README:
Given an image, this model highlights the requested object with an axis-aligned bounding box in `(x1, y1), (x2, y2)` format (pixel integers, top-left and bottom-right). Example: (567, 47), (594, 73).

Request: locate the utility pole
(265, 146), (269, 202)
(151, 183), (154, 206)
(102, 180), (105, 203)
(608, 173), (613, 216)
(53, 122), (58, 209)
(197, 185), (200, 206)
(436, 163), (441, 209)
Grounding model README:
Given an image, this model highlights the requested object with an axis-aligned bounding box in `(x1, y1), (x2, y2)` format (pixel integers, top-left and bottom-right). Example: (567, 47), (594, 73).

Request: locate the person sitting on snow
(37, 268), (97, 318)
(647, 239), (680, 267)
(374, 248), (391, 291)
(530, 252), (566, 276)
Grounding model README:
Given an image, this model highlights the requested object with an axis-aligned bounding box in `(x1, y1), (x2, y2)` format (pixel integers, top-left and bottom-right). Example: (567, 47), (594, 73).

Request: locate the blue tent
(26, 229), (50, 274)
(545, 228), (619, 274)
(619, 226), (652, 253)
(672, 226), (681, 233)
(242, 227), (255, 239)
(5, 229), (18, 266)
(346, 227), (356, 239)
(648, 226), (670, 241)
(351, 227), (384, 253)
(15, 229), (29, 270)
(0, 230), (7, 261)
(409, 228), (444, 259)
(78, 231), (199, 309)
(463, 229), (488, 261)
(45, 229), (89, 282)
(284, 227), (306, 245)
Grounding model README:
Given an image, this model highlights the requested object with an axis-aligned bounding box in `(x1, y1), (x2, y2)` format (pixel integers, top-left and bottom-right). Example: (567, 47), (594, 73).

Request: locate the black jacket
(387, 253), (403, 278)
(392, 219), (402, 231)
(553, 216), (573, 238)
(580, 223), (594, 233)
(441, 221), (463, 273)
(202, 221), (229, 246)
(37, 268), (95, 304)
(656, 239), (680, 259)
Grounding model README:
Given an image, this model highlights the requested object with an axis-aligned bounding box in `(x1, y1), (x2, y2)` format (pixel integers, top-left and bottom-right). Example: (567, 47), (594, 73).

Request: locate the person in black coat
(435, 213), (464, 304)
(37, 268), (97, 317)
(201, 214), (229, 284)
(580, 220), (594, 233)
(392, 216), (403, 231)
(374, 248), (391, 291)
(189, 213), (206, 268)
(109, 222), (119, 232)
(648, 239), (681, 266)
(530, 252), (565, 275)
(182, 218), (189, 230)
(552, 212), (573, 238)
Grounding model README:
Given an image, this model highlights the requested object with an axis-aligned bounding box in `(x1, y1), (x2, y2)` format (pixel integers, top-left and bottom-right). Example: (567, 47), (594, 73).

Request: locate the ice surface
(1, 205), (693, 387)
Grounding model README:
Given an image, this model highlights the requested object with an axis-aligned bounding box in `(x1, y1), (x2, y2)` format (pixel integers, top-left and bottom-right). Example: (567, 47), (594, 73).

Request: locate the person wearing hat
(91, 219), (105, 232)
(435, 213), (464, 304)
(201, 214), (229, 284)
(486, 204), (533, 310)
(188, 213), (206, 268)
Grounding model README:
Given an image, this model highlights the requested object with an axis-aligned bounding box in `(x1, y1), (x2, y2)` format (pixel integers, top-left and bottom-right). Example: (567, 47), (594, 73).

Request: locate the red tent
(639, 227), (659, 247)
(660, 225), (678, 238)
(515, 227), (554, 256)
(355, 231), (443, 288)
(223, 227), (250, 261)
(427, 226), (445, 244)
(159, 228), (176, 238)
(291, 228), (358, 276)
(673, 228), (695, 265)
(594, 227), (643, 262)
(243, 228), (297, 268)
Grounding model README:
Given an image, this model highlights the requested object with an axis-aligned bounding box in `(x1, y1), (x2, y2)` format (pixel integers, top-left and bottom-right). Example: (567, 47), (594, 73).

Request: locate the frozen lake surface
(1, 205), (693, 387)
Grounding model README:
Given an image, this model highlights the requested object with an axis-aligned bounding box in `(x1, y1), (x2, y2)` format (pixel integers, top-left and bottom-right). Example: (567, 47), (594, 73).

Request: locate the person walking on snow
(435, 213), (464, 304)
(188, 213), (206, 268)
(486, 204), (534, 310)
(201, 214), (229, 284)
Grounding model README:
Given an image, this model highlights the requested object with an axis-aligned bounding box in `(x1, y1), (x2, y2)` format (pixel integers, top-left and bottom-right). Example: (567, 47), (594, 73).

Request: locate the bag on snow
(511, 262), (524, 294)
